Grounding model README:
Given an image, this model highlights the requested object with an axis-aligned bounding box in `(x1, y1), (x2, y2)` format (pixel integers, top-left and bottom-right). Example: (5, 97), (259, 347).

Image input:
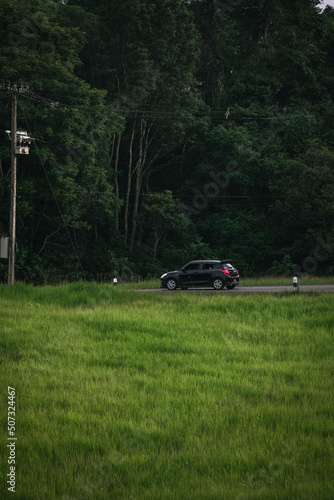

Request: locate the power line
(20, 104), (87, 279)
(17, 88), (327, 120)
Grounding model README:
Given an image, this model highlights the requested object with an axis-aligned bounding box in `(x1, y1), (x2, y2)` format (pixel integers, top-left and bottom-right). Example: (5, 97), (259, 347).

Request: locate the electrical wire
(2, 77), (332, 120)
(19, 104), (87, 279)
(19, 89), (327, 120)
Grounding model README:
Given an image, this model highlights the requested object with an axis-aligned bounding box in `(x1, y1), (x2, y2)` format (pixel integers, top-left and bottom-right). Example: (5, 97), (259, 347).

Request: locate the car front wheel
(166, 278), (177, 290)
(212, 278), (224, 290)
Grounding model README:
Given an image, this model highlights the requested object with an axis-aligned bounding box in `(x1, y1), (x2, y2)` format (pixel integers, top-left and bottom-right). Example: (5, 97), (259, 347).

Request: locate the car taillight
(221, 270), (230, 276)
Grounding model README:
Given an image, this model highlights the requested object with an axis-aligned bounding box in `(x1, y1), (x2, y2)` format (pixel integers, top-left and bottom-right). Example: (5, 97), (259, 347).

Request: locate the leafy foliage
(0, 0), (333, 282)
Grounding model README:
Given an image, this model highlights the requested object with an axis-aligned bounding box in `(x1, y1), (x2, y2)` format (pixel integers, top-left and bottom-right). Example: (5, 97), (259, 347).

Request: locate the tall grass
(0, 284), (333, 499)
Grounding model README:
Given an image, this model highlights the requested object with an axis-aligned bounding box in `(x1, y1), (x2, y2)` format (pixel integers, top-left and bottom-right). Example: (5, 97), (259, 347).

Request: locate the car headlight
(161, 273), (167, 279)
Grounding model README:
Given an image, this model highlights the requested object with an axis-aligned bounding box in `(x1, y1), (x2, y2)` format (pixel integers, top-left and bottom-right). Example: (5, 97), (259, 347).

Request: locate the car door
(179, 262), (201, 287)
(197, 262), (214, 286)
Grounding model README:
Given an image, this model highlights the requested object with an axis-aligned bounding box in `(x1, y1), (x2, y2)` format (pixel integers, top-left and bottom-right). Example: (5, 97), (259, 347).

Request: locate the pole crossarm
(0, 80), (29, 94)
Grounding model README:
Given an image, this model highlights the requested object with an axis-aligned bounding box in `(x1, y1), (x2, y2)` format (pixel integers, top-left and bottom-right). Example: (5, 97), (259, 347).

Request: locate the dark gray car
(160, 260), (240, 290)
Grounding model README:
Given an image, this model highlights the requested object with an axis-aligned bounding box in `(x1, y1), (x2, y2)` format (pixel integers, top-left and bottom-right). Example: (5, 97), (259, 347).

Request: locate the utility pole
(1, 81), (31, 285)
(9, 89), (17, 285)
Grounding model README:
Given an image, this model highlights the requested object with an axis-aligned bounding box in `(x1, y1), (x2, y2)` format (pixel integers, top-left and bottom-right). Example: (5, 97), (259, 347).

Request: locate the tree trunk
(113, 133), (121, 231)
(130, 117), (148, 252)
(129, 116), (156, 252)
(152, 230), (162, 264)
(124, 120), (136, 245)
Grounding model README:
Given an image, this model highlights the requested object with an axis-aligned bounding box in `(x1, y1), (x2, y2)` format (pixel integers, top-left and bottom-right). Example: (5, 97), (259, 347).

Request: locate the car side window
(184, 263), (200, 271)
(202, 263), (213, 270)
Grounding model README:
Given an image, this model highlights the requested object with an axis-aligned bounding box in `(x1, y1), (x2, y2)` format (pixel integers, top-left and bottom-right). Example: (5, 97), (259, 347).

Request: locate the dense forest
(0, 0), (334, 283)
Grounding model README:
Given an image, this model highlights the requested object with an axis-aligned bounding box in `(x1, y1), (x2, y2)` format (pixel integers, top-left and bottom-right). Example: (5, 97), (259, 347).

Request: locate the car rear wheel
(212, 278), (224, 290)
(166, 278), (177, 290)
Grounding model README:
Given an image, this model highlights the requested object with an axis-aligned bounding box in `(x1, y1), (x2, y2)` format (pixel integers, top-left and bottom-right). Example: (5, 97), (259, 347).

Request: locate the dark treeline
(0, 0), (334, 282)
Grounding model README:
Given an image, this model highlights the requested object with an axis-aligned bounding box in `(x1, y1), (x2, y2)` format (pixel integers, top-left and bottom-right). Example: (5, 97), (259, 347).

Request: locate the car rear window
(223, 264), (233, 270)
(214, 263), (233, 270)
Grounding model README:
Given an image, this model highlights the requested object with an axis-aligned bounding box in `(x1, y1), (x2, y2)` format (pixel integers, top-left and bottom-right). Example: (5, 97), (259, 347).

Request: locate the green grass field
(1, 282), (333, 499)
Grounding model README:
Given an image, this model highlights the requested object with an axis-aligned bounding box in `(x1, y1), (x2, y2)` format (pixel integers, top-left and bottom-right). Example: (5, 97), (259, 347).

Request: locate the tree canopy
(0, 0), (333, 282)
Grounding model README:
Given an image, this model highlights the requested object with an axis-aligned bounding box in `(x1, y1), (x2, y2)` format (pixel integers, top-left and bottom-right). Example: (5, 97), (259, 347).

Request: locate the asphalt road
(138, 285), (334, 293)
